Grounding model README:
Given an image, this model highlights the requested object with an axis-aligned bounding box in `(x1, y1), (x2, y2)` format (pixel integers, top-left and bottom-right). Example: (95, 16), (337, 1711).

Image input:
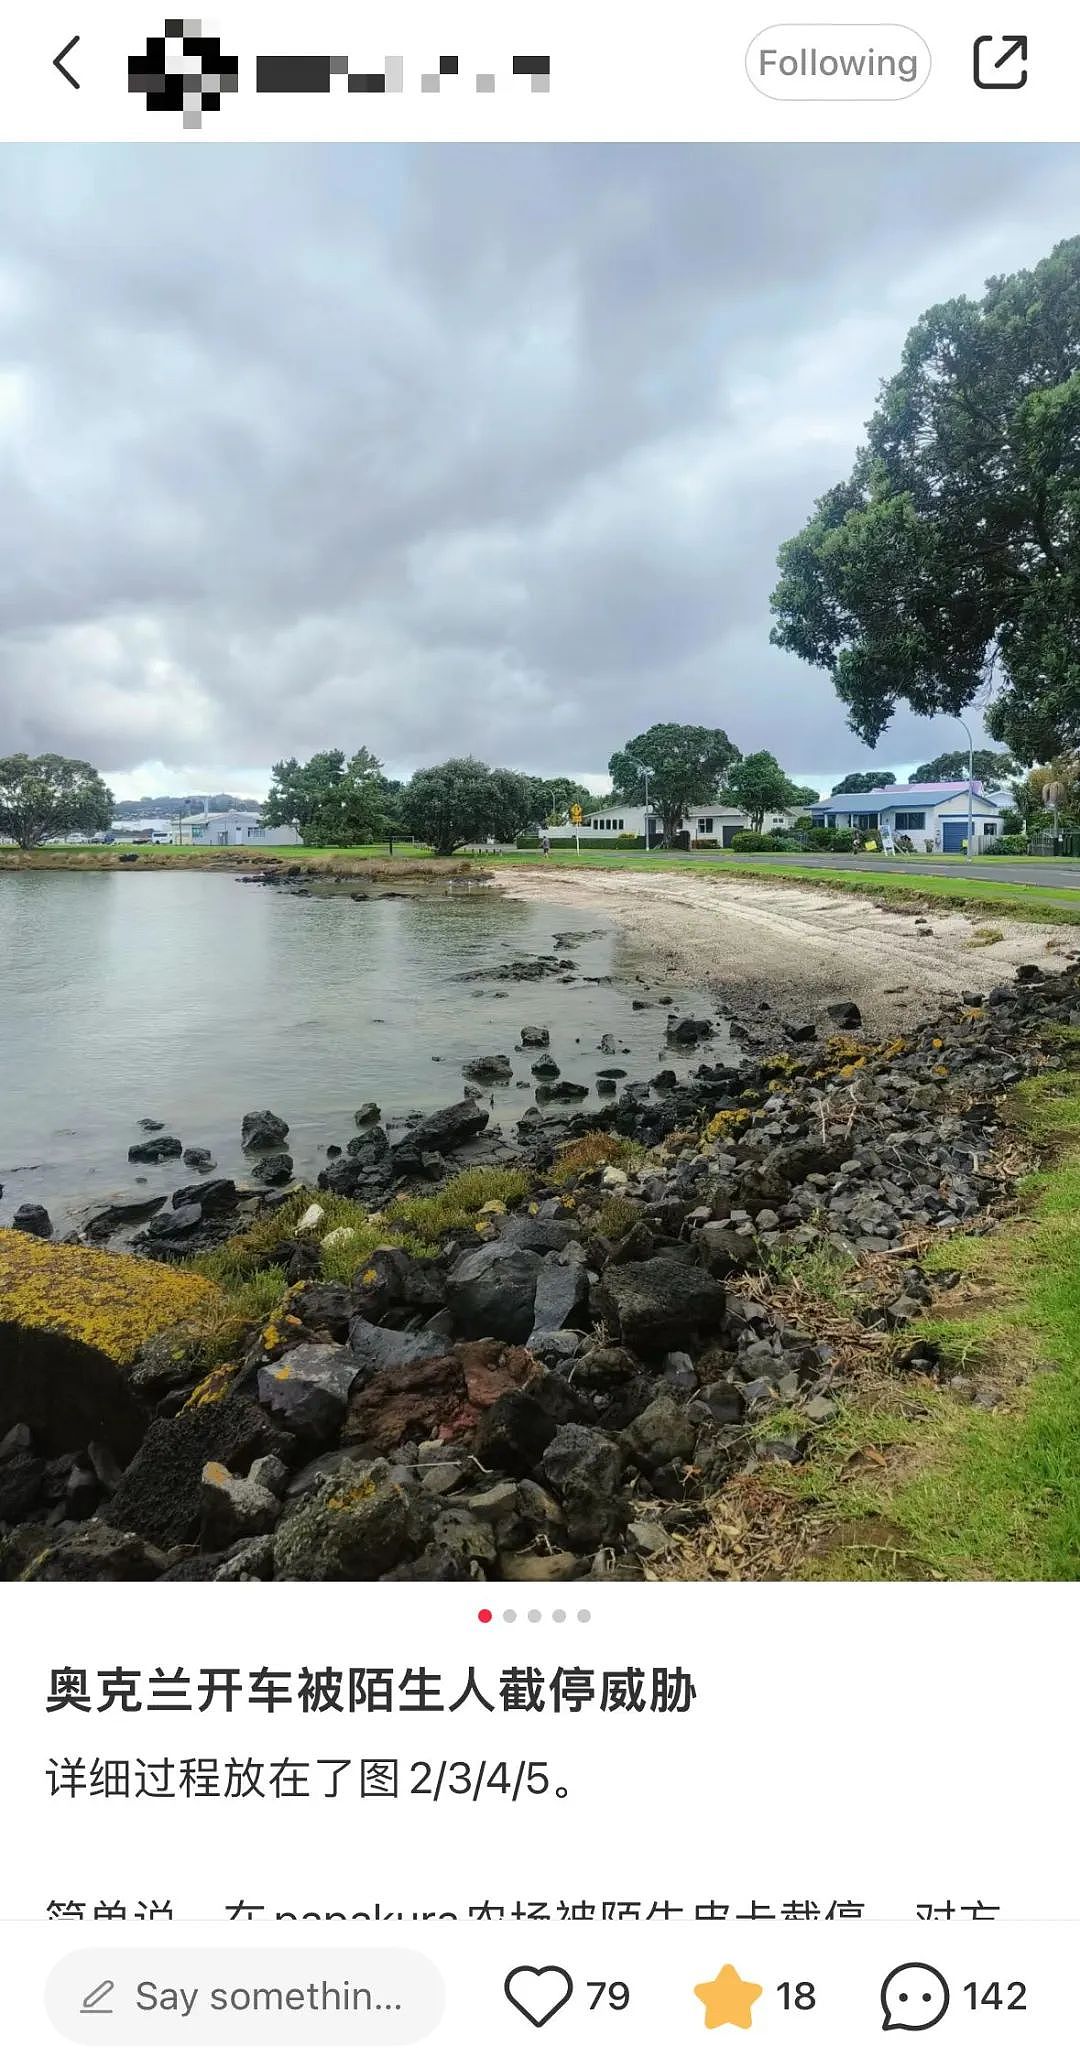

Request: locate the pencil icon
(80, 1980), (115, 2014)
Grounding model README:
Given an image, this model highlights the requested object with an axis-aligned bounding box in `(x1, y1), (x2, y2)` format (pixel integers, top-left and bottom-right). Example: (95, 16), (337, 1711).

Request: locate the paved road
(733, 852), (1080, 892)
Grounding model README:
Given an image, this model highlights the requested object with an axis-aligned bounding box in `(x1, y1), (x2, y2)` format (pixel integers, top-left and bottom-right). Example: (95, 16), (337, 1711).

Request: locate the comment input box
(47, 1950), (444, 2046)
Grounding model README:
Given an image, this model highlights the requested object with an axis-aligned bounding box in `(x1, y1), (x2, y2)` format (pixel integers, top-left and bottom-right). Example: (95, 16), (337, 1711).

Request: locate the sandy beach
(504, 867), (1077, 1030)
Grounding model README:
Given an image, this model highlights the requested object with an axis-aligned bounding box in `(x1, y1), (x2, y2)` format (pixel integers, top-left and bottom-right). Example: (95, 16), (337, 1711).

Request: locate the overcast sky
(3, 143), (1080, 800)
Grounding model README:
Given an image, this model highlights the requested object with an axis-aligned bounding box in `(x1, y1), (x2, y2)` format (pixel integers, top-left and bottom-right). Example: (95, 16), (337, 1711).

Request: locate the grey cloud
(1, 144), (1079, 790)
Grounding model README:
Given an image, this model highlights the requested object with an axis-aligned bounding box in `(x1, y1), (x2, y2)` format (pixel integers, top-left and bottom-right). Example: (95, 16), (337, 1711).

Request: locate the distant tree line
(113, 793), (262, 818)
(2, 734), (1049, 857)
(260, 726), (825, 854)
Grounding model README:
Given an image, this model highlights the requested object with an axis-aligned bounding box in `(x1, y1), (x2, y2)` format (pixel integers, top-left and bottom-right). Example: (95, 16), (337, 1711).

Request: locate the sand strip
(503, 868), (1077, 1031)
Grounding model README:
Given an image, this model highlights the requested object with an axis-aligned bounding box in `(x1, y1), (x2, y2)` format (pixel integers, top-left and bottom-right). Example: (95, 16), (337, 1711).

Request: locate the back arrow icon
(54, 35), (80, 88)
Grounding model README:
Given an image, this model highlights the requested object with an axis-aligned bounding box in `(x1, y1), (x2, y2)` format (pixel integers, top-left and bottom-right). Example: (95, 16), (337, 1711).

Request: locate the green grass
(760, 1042), (1080, 1580)
(737, 865), (1080, 917)
(193, 1168), (531, 1304)
(386, 1165), (530, 1243)
(764, 1237), (856, 1314)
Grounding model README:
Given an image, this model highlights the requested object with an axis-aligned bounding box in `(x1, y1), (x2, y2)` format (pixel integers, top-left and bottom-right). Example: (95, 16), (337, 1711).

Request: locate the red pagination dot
(477, 1609), (493, 1623)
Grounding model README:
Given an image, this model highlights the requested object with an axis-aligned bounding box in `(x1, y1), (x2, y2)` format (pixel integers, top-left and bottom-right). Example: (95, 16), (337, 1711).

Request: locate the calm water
(0, 873), (729, 1237)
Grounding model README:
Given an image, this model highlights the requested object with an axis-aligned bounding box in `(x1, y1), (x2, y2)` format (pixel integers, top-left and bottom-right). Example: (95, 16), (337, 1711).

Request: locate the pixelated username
(257, 55), (552, 95)
(129, 22), (550, 129)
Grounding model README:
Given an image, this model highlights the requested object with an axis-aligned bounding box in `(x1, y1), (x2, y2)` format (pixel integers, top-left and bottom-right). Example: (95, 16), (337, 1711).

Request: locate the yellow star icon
(694, 1963), (764, 2031)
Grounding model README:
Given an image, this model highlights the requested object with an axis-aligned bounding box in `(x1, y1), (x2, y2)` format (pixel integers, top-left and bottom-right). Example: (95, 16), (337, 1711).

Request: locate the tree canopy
(401, 758), (534, 854)
(722, 750), (801, 830)
(908, 749), (1019, 787)
(263, 748), (389, 846)
(830, 770), (897, 795)
(608, 723), (741, 841)
(770, 236), (1080, 765)
(0, 753), (113, 850)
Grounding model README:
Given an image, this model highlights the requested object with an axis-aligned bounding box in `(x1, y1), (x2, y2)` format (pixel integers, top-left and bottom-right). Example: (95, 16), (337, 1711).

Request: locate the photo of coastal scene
(3, 144), (1080, 1584)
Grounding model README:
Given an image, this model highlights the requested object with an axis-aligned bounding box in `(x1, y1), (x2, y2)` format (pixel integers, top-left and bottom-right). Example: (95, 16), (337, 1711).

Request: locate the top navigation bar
(0, 4), (1074, 142)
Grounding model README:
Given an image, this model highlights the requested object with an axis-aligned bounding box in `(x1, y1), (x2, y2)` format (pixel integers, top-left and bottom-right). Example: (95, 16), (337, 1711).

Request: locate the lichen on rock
(0, 1230), (225, 1460)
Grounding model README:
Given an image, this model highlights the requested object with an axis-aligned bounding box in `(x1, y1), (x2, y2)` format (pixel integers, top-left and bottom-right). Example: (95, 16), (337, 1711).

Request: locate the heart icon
(504, 1965), (574, 2028)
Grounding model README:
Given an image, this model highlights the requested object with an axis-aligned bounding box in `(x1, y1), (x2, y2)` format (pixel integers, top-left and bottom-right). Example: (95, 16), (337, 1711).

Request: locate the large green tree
(722, 750), (800, 830)
(0, 753), (113, 850)
(831, 770), (897, 795)
(771, 236), (1080, 764)
(263, 748), (387, 845)
(401, 758), (533, 854)
(608, 722), (741, 842)
(908, 749), (1019, 786)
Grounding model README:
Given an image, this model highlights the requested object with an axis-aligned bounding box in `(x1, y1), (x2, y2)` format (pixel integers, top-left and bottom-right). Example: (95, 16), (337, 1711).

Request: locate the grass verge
(716, 864), (1080, 925)
(698, 1036), (1080, 1582)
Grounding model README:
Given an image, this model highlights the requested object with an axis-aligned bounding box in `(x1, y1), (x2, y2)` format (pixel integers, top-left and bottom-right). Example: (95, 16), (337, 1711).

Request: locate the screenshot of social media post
(1, 2), (1079, 2059)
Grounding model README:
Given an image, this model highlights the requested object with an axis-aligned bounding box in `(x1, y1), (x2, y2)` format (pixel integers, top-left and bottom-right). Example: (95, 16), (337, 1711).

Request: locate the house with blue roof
(810, 782), (1006, 854)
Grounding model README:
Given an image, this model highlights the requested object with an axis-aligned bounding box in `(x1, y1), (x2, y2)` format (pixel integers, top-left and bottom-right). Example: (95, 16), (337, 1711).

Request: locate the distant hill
(113, 794), (263, 819)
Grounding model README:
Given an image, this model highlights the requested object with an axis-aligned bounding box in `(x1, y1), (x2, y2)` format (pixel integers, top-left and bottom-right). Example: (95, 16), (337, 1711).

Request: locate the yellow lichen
(326, 1476), (379, 1512)
(703, 1107), (753, 1141)
(823, 1034), (871, 1064)
(0, 1229), (223, 1368)
(183, 1365), (234, 1412)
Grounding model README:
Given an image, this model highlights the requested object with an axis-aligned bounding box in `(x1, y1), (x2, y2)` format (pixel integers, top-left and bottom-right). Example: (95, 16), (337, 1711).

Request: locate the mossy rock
(0, 1230), (223, 1461)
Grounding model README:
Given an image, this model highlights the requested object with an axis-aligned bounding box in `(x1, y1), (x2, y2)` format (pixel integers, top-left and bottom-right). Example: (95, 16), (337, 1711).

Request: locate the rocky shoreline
(4, 918), (739, 1251)
(2, 952), (1076, 1582)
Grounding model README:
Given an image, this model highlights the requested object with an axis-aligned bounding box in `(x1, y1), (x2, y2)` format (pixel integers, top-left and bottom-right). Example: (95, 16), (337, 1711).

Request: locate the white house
(173, 810), (301, 847)
(810, 783), (1005, 854)
(572, 803), (797, 845)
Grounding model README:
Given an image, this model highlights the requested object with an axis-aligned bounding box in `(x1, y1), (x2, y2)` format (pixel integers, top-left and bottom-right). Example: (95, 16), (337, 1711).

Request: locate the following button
(746, 22), (931, 98)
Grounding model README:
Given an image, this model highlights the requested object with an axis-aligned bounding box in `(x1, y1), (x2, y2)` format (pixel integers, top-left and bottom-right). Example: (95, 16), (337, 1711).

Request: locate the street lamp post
(958, 717), (974, 861)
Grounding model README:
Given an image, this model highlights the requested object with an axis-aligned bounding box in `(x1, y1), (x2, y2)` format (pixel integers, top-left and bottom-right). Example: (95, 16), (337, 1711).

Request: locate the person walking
(540, 827), (551, 858)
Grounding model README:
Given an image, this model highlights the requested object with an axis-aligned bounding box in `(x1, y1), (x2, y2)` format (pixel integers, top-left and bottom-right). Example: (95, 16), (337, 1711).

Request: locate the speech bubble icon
(881, 1961), (950, 2032)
